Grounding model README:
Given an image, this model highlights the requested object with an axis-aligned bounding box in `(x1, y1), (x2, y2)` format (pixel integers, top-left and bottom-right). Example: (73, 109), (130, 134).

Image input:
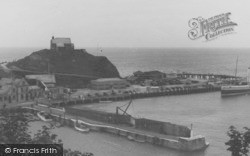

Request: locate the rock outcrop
(6, 49), (120, 88)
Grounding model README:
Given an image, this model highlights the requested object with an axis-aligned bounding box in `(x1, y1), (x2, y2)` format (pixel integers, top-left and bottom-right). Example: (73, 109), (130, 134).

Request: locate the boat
(221, 85), (250, 96)
(37, 111), (53, 122)
(74, 121), (90, 133)
(221, 56), (250, 96)
(127, 135), (146, 143)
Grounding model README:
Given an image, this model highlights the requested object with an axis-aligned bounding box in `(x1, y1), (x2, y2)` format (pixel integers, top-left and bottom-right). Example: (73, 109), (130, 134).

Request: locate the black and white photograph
(0, 0), (249, 156)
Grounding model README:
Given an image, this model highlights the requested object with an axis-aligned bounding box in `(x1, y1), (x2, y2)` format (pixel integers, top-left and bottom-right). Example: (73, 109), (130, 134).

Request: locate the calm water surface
(82, 92), (250, 156)
(30, 92), (250, 156)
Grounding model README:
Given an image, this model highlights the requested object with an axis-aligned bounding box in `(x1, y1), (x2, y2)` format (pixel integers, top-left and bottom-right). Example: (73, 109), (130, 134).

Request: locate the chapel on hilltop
(50, 36), (74, 52)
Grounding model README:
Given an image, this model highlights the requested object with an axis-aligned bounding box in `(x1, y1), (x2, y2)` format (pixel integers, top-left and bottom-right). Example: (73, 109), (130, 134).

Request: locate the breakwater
(65, 107), (191, 137)
(22, 106), (209, 151)
(177, 73), (240, 80)
(61, 85), (221, 106)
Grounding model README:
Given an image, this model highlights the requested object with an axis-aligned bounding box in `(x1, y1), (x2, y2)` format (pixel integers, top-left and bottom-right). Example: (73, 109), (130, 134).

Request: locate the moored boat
(127, 135), (146, 143)
(74, 120), (90, 133)
(221, 85), (250, 96)
(37, 111), (53, 122)
(221, 57), (250, 97)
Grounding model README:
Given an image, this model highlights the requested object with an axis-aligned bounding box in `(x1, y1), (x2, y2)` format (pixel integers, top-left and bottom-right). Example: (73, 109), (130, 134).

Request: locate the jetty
(45, 85), (220, 107)
(177, 72), (240, 80)
(22, 104), (209, 152)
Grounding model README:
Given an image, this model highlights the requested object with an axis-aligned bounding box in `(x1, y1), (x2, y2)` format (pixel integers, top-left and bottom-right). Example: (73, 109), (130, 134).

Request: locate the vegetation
(0, 107), (93, 156)
(226, 126), (250, 156)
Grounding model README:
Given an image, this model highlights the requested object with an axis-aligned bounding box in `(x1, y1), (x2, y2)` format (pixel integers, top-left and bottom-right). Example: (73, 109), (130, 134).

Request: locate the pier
(177, 73), (240, 80)
(43, 85), (221, 107)
(22, 106), (209, 152)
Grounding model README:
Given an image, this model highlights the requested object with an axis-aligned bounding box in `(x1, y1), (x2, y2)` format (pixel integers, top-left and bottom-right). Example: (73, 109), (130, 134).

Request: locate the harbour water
(30, 92), (250, 156)
(83, 92), (250, 156)
(2, 47), (250, 155)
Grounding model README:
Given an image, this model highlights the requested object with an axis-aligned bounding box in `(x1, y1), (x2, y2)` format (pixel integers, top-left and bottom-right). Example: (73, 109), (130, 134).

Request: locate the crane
(116, 98), (133, 116)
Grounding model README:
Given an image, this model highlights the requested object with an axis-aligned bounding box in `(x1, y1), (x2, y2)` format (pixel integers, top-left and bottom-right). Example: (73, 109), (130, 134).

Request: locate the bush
(225, 126), (250, 156)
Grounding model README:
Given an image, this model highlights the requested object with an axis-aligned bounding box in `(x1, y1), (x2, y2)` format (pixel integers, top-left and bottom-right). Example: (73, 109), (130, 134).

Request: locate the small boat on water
(127, 135), (146, 143)
(74, 121), (90, 133)
(37, 111), (53, 122)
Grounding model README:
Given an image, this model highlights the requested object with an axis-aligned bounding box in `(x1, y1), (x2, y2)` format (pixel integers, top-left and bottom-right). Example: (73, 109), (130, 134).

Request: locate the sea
(2, 47), (250, 156)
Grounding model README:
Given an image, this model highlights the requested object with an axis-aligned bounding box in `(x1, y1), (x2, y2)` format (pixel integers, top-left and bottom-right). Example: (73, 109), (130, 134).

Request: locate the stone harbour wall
(135, 118), (191, 137)
(22, 107), (209, 151)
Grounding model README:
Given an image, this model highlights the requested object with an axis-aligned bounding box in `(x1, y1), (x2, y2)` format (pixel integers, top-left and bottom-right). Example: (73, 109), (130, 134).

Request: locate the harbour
(27, 91), (250, 156)
(1, 0), (250, 155)
(24, 100), (209, 152)
(1, 47), (250, 156)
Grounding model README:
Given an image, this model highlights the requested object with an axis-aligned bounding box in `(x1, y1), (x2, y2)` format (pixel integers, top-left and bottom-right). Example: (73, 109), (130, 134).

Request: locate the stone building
(25, 74), (63, 99)
(133, 70), (166, 81)
(0, 78), (43, 105)
(50, 36), (74, 52)
(91, 78), (130, 90)
(25, 74), (56, 90)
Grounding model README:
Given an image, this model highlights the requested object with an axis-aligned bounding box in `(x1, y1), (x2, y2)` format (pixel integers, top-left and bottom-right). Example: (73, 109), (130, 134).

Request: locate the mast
(48, 62), (50, 74)
(247, 67), (250, 84)
(234, 56), (238, 80)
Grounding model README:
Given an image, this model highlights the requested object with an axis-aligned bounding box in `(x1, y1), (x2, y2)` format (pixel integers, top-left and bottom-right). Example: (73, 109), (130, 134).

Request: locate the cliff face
(7, 49), (120, 88)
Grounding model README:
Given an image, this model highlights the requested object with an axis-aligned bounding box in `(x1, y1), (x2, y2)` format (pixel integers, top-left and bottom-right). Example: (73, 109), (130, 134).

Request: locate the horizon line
(0, 46), (250, 49)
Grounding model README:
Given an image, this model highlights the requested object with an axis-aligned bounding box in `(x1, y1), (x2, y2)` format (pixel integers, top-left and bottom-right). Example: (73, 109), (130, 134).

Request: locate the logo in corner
(188, 12), (237, 41)
(5, 148), (11, 153)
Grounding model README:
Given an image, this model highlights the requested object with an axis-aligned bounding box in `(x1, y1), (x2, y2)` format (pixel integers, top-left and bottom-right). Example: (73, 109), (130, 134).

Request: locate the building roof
(0, 85), (11, 94)
(0, 78), (27, 86)
(92, 78), (125, 83)
(25, 74), (56, 84)
(0, 78), (12, 85)
(51, 38), (71, 44)
(0, 78), (28, 95)
(0, 78), (31, 95)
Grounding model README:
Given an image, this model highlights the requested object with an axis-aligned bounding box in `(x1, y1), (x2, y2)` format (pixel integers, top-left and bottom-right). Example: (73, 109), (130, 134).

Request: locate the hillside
(6, 49), (120, 88)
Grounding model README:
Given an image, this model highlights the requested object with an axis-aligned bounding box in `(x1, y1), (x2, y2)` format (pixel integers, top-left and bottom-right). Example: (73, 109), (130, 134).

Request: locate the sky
(0, 0), (249, 48)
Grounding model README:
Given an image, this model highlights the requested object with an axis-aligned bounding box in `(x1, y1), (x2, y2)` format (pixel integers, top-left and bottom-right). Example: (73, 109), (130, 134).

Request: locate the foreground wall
(66, 107), (191, 137)
(65, 107), (132, 125)
(135, 118), (191, 137)
(22, 107), (208, 152)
